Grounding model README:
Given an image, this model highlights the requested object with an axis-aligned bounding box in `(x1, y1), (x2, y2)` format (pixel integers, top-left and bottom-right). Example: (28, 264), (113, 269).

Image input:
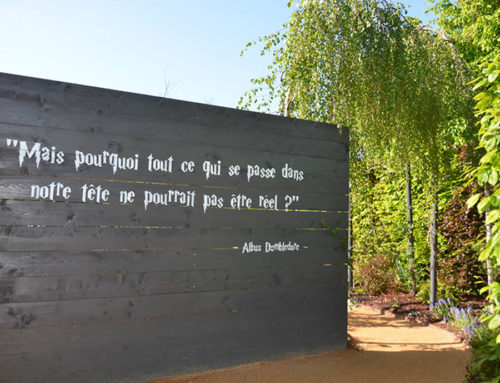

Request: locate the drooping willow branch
(380, 0), (472, 76)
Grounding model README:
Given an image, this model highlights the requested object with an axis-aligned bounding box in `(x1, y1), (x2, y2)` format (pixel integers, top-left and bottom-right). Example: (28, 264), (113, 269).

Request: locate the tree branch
(380, 0), (472, 76)
(418, 25), (472, 76)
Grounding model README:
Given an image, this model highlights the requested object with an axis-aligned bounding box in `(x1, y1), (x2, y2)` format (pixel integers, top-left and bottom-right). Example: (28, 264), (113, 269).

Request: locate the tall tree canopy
(241, 0), (472, 184)
(430, 0), (500, 64)
(241, 0), (473, 306)
(430, 1), (500, 378)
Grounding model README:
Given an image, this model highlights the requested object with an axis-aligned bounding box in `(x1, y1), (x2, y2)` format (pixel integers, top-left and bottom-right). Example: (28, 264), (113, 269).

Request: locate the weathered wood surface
(0, 302), (346, 383)
(0, 73), (349, 383)
(0, 199), (346, 228)
(0, 177), (347, 210)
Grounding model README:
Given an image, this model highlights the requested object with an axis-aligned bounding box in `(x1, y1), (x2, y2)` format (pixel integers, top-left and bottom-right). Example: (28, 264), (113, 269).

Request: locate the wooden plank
(0, 263), (344, 303)
(0, 301), (346, 383)
(0, 120), (347, 163)
(0, 283), (342, 329)
(0, 149), (347, 196)
(0, 224), (345, 252)
(0, 199), (347, 228)
(0, 246), (347, 278)
(0, 176), (348, 212)
(0, 73), (348, 144)
(0, 302), (345, 360)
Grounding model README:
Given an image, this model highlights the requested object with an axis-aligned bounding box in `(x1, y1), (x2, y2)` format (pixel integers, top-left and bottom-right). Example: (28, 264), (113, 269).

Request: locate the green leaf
(478, 168), (490, 184)
(487, 209), (500, 225)
(474, 91), (486, 101)
(494, 244), (500, 263)
(487, 62), (498, 74)
(480, 150), (496, 164)
(485, 137), (498, 152)
(480, 285), (491, 295)
(488, 314), (500, 330)
(478, 196), (492, 213)
(492, 232), (500, 247)
(479, 248), (490, 262)
(473, 78), (488, 90)
(466, 193), (481, 209)
(490, 169), (499, 185)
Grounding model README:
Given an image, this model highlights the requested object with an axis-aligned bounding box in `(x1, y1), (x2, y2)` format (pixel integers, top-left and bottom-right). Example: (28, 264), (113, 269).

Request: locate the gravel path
(149, 304), (471, 383)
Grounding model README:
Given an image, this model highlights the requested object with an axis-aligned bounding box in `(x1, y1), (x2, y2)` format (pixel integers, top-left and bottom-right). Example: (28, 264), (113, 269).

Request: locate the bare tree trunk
(429, 192), (438, 310)
(347, 184), (353, 295)
(283, 89), (291, 117)
(405, 164), (417, 295)
(484, 186), (494, 314)
(485, 186), (494, 288)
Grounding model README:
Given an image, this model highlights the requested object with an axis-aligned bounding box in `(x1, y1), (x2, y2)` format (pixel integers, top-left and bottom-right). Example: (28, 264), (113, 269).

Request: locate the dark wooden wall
(0, 73), (349, 383)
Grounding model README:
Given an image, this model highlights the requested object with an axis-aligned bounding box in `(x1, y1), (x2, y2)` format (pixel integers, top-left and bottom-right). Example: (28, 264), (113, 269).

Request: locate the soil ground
(354, 292), (484, 326)
(148, 304), (471, 383)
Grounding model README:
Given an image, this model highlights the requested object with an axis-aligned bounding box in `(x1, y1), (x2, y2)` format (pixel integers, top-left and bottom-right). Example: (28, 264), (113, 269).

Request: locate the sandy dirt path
(149, 305), (471, 383)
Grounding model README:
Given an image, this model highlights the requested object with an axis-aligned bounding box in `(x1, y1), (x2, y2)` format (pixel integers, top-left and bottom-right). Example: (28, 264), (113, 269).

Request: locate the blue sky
(0, 0), (435, 110)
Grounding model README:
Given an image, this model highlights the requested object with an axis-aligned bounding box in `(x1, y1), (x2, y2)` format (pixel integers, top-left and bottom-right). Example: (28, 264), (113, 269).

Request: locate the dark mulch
(352, 291), (485, 328)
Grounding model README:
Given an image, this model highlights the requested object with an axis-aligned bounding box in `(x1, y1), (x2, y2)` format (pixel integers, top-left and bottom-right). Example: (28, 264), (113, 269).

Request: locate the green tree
(240, 0), (472, 307)
(430, 2), (500, 379)
(429, 0), (499, 65)
(465, 52), (500, 383)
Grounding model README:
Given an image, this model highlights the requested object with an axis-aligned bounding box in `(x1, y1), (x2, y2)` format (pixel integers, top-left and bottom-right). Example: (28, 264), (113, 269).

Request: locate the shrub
(438, 183), (486, 297)
(355, 253), (396, 295)
(465, 329), (500, 383)
(416, 281), (460, 304)
(447, 305), (500, 383)
(468, 319), (494, 349)
(434, 301), (494, 352)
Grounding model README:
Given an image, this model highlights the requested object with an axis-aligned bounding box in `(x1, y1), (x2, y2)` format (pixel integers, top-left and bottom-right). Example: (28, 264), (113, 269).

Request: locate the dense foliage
(240, 0), (473, 305)
(241, 0), (499, 380)
(351, 163), (430, 293)
(429, 1), (500, 380)
(440, 183), (485, 295)
(465, 53), (500, 383)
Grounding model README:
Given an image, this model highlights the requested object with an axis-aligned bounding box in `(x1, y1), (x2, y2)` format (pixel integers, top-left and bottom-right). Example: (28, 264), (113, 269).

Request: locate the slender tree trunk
(485, 186), (494, 288)
(283, 89), (291, 117)
(429, 191), (438, 310)
(484, 186), (494, 314)
(405, 164), (417, 295)
(347, 184), (353, 295)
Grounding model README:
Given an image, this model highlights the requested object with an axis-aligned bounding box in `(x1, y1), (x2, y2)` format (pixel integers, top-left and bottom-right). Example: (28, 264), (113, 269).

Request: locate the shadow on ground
(149, 305), (471, 383)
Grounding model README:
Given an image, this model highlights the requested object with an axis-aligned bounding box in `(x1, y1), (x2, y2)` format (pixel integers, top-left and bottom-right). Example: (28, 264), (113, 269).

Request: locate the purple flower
(443, 316), (448, 323)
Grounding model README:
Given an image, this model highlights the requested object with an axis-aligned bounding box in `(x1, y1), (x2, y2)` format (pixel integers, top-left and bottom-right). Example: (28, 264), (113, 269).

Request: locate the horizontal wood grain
(0, 198), (347, 228)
